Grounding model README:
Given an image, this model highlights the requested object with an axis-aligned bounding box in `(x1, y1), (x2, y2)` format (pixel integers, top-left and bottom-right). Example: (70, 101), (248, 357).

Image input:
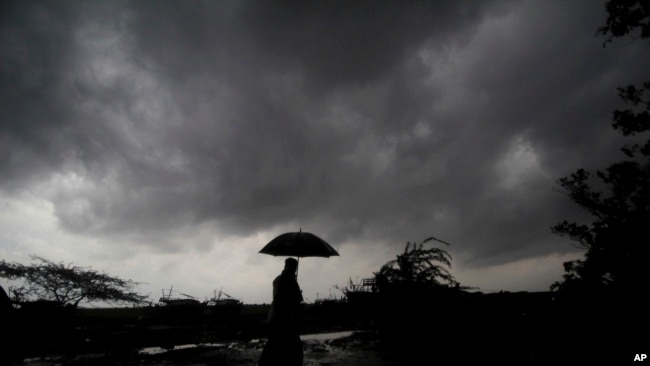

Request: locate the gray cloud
(1, 0), (648, 271)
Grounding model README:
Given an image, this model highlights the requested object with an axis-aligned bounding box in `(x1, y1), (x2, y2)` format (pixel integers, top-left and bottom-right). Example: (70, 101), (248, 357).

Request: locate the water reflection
(137, 330), (356, 355)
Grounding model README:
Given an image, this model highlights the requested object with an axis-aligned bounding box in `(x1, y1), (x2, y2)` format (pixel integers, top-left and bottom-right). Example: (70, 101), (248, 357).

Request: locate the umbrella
(259, 229), (339, 279)
(259, 229), (339, 258)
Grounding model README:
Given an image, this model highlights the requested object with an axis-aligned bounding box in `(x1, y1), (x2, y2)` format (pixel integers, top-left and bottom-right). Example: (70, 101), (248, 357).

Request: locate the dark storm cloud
(1, 1), (648, 266)
(0, 1), (82, 187)
(237, 1), (489, 92)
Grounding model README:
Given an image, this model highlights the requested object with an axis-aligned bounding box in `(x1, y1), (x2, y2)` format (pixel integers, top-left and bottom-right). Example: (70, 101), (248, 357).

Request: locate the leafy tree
(551, 89), (649, 294)
(376, 237), (459, 289)
(0, 256), (148, 307)
(552, 0), (649, 298)
(597, 0), (649, 45)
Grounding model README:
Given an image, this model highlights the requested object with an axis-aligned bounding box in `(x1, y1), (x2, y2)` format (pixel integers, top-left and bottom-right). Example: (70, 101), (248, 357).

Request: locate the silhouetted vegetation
(376, 237), (459, 289)
(597, 0), (649, 45)
(548, 1), (649, 362)
(0, 256), (147, 307)
(335, 237), (574, 363)
(552, 0), (649, 306)
(551, 82), (649, 293)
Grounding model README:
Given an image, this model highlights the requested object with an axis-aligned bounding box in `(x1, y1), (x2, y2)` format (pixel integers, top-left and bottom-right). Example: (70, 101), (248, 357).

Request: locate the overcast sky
(1, 0), (648, 305)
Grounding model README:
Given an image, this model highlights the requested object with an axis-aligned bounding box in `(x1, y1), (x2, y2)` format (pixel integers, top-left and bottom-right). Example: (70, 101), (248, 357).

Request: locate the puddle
(301, 331), (355, 341)
(136, 331), (357, 355)
(138, 342), (228, 355)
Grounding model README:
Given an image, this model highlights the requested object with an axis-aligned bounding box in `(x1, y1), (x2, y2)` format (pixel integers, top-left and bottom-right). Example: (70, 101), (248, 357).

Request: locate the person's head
(284, 258), (298, 274)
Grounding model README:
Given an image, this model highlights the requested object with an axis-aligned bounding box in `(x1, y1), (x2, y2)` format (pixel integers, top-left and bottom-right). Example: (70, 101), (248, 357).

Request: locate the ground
(19, 331), (404, 366)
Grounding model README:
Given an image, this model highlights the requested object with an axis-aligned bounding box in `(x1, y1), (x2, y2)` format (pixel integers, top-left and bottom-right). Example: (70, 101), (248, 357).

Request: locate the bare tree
(0, 256), (147, 307)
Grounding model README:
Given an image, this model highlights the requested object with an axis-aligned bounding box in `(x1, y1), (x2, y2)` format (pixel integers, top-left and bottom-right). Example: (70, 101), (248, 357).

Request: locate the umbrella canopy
(259, 230), (339, 258)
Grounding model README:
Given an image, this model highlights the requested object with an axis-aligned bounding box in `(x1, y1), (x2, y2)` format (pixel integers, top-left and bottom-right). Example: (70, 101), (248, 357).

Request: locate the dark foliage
(597, 0), (650, 45)
(552, 0), (649, 306)
(551, 85), (649, 294)
(0, 255), (147, 307)
(375, 236), (459, 290)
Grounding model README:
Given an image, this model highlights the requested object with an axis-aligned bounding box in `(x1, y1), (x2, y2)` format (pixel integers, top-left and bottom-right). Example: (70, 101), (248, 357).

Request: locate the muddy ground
(6, 293), (642, 365)
(19, 331), (403, 366)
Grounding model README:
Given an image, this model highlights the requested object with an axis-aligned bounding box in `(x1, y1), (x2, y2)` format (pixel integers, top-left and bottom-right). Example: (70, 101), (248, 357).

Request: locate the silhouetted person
(1, 285), (23, 363)
(259, 258), (303, 366)
(0, 285), (10, 311)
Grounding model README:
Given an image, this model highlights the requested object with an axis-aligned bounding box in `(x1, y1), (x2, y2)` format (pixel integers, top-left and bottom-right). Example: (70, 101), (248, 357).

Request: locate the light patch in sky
(0, 193), (59, 259)
(495, 135), (547, 190)
(0, 191), (115, 284)
(454, 251), (583, 292)
(0, 194), (384, 305)
(413, 120), (432, 138)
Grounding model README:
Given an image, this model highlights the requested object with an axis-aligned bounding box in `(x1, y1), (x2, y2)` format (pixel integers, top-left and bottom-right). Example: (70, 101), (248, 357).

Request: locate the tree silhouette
(376, 237), (459, 289)
(0, 256), (147, 307)
(552, 0), (649, 301)
(597, 0), (649, 45)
